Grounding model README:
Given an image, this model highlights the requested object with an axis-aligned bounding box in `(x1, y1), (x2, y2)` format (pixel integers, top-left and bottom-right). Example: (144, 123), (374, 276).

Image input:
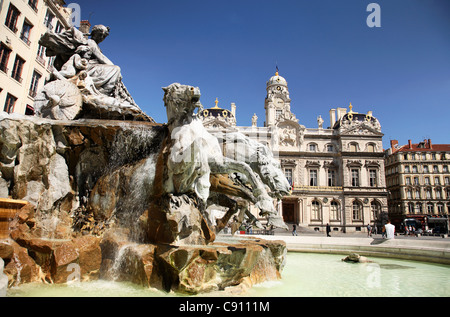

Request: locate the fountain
(0, 24), (287, 295)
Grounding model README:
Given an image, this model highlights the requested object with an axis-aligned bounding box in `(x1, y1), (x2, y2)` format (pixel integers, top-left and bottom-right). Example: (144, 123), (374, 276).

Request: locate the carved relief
(279, 125), (297, 146)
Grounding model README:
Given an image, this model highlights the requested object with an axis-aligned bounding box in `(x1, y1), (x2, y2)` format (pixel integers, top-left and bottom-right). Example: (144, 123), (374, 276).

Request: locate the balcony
(36, 54), (46, 66)
(28, 89), (37, 98)
(292, 185), (343, 192)
(20, 33), (31, 46)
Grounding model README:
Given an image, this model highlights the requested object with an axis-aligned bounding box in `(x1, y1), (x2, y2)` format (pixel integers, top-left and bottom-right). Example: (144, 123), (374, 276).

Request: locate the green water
(7, 253), (450, 297)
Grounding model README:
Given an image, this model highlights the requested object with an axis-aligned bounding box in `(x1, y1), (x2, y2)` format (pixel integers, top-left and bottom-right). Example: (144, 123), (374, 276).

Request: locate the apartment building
(385, 139), (450, 233)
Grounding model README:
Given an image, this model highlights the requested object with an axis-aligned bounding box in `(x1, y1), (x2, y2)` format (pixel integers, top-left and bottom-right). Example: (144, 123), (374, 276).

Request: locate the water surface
(7, 252), (450, 297)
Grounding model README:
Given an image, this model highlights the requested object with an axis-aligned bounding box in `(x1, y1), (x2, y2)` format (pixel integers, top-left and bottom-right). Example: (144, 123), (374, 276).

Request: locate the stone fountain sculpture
(0, 25), (288, 295)
(34, 25), (153, 122)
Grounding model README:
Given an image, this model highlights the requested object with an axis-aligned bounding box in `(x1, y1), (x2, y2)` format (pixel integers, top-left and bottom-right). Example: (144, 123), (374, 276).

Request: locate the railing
(28, 89), (37, 98)
(28, 1), (38, 13)
(20, 33), (31, 46)
(36, 54), (46, 66)
(293, 185), (343, 192)
(5, 23), (18, 34)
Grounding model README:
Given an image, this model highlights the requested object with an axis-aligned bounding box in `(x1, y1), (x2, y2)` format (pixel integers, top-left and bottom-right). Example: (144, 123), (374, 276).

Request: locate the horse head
(162, 83), (202, 128)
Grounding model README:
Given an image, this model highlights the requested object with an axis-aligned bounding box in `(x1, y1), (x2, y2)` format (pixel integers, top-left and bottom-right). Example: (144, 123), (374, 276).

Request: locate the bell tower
(264, 69), (292, 127)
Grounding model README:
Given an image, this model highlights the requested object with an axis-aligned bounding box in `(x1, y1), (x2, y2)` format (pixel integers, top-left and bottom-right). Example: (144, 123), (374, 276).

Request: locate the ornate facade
(201, 71), (388, 233)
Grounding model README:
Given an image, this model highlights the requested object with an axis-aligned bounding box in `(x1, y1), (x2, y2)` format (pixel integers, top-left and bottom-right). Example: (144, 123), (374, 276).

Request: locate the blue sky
(72, 0), (450, 149)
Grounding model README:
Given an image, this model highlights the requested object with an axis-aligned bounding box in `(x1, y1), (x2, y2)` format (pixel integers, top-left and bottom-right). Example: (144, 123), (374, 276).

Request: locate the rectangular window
(405, 176), (411, 186)
(0, 43), (12, 73)
(425, 177), (430, 185)
(423, 165), (429, 173)
(309, 169), (318, 186)
(404, 166), (410, 173)
(327, 170), (336, 186)
(44, 10), (55, 30)
(414, 177), (419, 185)
(11, 55), (25, 83)
(351, 169), (359, 187)
(20, 21), (33, 46)
(369, 169), (377, 187)
(406, 190), (412, 199)
(55, 21), (63, 33)
(276, 110), (282, 120)
(29, 70), (41, 98)
(4, 93), (17, 113)
(434, 177), (440, 185)
(5, 4), (21, 33)
(284, 168), (292, 186)
(28, 0), (39, 12)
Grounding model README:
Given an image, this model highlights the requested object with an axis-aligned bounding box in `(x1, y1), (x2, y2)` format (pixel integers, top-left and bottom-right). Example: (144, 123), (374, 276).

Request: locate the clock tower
(264, 69), (294, 127)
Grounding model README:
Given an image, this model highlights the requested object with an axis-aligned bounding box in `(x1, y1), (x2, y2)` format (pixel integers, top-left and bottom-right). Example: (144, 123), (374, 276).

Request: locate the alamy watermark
(67, 3), (81, 28)
(366, 3), (381, 28)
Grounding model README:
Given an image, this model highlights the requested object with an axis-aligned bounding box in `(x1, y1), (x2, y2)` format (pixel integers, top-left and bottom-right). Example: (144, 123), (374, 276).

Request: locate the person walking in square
(326, 223), (331, 237)
(292, 224), (298, 236)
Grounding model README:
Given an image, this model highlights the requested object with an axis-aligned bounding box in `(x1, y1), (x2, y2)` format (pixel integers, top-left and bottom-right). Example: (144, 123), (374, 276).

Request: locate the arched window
(371, 200), (381, 219)
(352, 200), (362, 221)
(367, 144), (375, 152)
(349, 143), (358, 152)
(330, 201), (340, 221)
(311, 200), (322, 220)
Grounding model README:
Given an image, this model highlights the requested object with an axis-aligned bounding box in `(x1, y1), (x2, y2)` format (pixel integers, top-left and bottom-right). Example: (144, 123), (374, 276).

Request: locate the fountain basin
(6, 252), (450, 297)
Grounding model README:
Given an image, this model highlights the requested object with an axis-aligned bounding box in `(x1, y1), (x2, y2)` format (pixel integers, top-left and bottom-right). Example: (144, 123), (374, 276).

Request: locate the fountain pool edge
(246, 235), (450, 265)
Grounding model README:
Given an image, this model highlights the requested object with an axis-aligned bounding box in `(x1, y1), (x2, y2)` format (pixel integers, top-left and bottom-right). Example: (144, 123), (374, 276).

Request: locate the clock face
(274, 97), (284, 107)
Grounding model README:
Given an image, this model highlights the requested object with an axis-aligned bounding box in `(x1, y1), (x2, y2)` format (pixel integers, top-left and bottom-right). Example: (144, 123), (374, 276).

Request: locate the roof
(394, 141), (450, 153)
(198, 98), (235, 120)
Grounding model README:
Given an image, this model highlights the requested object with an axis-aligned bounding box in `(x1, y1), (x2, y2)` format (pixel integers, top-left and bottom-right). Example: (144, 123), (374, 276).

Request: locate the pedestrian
(385, 220), (395, 239)
(326, 223), (331, 237)
(367, 223), (372, 237)
(381, 225), (386, 238)
(292, 224), (298, 236)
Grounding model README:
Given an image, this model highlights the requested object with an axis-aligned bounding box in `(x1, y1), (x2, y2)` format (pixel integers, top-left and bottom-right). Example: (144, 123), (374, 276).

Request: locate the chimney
(329, 109), (336, 127)
(390, 140), (398, 150)
(428, 139), (432, 149)
(408, 140), (412, 149)
(337, 107), (347, 121)
(231, 102), (236, 117)
(79, 20), (91, 35)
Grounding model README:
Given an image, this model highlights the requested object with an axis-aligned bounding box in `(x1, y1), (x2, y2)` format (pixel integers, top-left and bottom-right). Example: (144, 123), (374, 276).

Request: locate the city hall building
(200, 71), (388, 233)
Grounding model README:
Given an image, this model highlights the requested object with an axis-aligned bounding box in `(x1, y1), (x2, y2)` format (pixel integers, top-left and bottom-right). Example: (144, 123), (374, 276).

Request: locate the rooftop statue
(34, 25), (153, 122)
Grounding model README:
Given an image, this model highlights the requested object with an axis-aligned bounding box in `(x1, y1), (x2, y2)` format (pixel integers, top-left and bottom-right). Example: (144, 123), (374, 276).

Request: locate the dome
(267, 71), (288, 87)
(198, 98), (235, 120)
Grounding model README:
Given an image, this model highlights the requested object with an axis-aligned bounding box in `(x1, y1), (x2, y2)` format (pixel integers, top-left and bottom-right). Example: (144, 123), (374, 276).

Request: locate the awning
(427, 217), (448, 223)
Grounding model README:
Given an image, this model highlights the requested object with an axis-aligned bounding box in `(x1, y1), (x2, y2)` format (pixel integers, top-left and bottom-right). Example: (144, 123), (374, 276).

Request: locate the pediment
(340, 122), (383, 137)
(202, 118), (233, 129)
